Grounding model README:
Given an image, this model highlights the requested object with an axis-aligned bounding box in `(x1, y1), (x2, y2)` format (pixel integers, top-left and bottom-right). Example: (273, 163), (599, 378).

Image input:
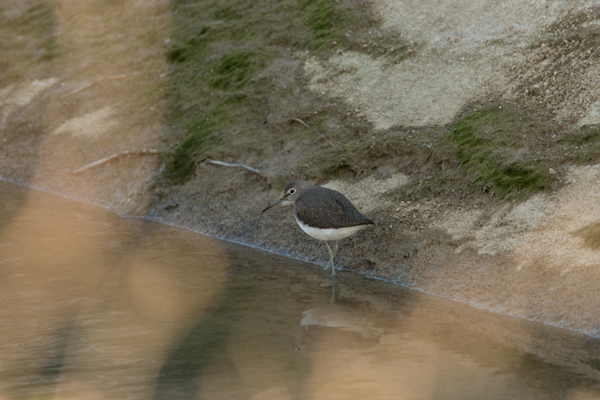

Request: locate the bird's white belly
(295, 217), (366, 241)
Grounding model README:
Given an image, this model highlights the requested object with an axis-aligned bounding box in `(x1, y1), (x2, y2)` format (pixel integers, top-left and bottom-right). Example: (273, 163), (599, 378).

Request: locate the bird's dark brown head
(262, 179), (315, 213)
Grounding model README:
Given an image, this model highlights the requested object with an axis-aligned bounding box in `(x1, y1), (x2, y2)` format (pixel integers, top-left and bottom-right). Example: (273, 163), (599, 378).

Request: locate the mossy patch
(163, 118), (218, 182)
(574, 223), (600, 250)
(278, 96), (596, 205)
(445, 105), (555, 198)
(162, 0), (415, 184)
(560, 127), (600, 164)
(298, 0), (414, 61)
(209, 50), (271, 90)
(0, 0), (57, 81)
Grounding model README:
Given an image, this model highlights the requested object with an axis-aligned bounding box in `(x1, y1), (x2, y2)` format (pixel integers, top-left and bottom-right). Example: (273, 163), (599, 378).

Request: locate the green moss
(210, 50), (269, 90)
(299, 0), (343, 51)
(298, 0), (414, 61)
(561, 129), (600, 146)
(162, 0), (417, 184)
(164, 118), (218, 183)
(574, 223), (600, 250)
(560, 127), (600, 164)
(446, 106), (555, 197)
(0, 0), (57, 80)
(41, 41), (60, 61)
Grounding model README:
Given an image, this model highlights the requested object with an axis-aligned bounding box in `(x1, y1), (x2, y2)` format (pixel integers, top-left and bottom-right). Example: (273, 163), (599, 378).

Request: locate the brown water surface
(1, 180), (600, 400)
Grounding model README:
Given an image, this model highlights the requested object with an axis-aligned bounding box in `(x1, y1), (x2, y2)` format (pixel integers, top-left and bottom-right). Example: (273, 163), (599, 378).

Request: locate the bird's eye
(289, 188), (296, 194)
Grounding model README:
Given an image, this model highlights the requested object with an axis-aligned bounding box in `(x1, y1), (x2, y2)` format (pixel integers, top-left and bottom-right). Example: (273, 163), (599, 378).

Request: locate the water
(2, 180), (600, 400)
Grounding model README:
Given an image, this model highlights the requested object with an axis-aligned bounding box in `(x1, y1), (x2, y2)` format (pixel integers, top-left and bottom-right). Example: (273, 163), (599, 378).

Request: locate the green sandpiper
(262, 179), (374, 275)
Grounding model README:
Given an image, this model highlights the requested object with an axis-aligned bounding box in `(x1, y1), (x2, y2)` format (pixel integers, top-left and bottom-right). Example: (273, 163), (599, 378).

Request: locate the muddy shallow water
(1, 180), (600, 400)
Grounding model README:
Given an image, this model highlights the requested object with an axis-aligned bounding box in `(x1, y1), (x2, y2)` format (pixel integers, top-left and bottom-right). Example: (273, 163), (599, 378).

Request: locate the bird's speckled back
(294, 185), (374, 229)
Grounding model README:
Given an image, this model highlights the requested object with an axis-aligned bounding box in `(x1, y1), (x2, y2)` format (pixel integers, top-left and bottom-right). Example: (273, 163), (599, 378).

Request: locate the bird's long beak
(261, 196), (285, 213)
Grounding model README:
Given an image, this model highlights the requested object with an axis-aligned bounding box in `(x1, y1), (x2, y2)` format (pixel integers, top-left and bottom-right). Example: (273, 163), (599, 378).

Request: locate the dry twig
(63, 74), (129, 99)
(74, 150), (260, 177)
(205, 160), (260, 174)
(72, 149), (160, 174)
(290, 118), (336, 148)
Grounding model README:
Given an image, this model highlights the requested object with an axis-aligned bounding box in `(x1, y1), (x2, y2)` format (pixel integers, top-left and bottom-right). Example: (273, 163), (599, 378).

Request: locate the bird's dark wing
(295, 187), (374, 229)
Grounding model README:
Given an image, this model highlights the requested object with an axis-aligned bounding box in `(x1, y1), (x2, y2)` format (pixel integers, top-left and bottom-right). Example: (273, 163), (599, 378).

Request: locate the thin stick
(290, 118), (336, 148)
(206, 160), (260, 174)
(72, 149), (160, 174)
(63, 74), (129, 99)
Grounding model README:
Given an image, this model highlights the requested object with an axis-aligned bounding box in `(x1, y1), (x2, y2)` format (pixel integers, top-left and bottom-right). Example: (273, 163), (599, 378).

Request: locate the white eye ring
(289, 188), (296, 194)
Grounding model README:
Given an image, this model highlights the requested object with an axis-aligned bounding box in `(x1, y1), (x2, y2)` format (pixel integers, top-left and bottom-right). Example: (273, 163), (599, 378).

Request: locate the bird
(262, 179), (374, 276)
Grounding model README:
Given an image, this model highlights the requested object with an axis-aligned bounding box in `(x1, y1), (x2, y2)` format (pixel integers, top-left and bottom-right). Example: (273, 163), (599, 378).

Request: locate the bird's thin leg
(325, 242), (336, 276)
(331, 240), (339, 260)
(330, 274), (337, 304)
